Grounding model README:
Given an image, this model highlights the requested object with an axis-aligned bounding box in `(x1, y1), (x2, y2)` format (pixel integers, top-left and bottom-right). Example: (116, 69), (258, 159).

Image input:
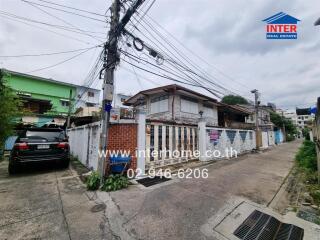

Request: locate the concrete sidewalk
(0, 161), (112, 240)
(108, 141), (302, 240)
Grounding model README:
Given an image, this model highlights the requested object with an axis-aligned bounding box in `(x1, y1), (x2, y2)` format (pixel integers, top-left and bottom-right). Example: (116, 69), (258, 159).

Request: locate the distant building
(114, 93), (132, 108)
(1, 69), (100, 126)
(75, 86), (100, 109)
(276, 109), (298, 126)
(296, 108), (314, 129)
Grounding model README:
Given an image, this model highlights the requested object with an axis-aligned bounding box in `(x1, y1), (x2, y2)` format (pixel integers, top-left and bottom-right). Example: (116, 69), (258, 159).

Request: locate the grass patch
(295, 140), (317, 172)
(295, 140), (320, 220)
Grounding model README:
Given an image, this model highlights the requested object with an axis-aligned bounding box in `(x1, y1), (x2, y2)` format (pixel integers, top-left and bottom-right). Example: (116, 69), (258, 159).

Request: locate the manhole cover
(137, 176), (171, 187)
(234, 210), (304, 240)
(91, 203), (106, 213)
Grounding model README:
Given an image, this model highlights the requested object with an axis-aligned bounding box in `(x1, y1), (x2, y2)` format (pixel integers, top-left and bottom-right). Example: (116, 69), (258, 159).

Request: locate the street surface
(0, 141), (301, 240)
(0, 162), (111, 240)
(110, 141), (301, 240)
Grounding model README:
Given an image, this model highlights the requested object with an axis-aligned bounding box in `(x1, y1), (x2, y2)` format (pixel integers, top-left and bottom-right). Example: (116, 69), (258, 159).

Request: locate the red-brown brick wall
(106, 123), (138, 172)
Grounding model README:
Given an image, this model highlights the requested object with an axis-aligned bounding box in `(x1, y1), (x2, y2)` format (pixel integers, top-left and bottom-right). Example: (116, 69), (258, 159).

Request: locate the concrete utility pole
(99, 0), (145, 182)
(251, 89), (260, 150)
(67, 89), (73, 128)
(281, 111), (286, 142)
(316, 97), (320, 184)
(99, 0), (121, 182)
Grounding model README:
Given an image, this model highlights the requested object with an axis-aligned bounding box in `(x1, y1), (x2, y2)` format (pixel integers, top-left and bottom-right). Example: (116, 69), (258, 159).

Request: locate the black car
(9, 128), (70, 174)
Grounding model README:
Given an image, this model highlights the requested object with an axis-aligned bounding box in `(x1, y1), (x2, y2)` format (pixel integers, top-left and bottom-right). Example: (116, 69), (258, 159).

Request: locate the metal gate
(145, 123), (198, 168)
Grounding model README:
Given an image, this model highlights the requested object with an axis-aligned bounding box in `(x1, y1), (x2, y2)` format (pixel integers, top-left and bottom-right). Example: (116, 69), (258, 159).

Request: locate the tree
(0, 75), (22, 149)
(221, 95), (248, 105)
(270, 112), (297, 139)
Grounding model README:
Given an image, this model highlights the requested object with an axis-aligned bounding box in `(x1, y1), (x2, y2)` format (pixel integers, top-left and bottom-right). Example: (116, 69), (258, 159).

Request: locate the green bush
(286, 134), (295, 142)
(302, 128), (310, 140)
(101, 174), (129, 192)
(295, 140), (317, 172)
(86, 171), (101, 191)
(0, 75), (23, 149)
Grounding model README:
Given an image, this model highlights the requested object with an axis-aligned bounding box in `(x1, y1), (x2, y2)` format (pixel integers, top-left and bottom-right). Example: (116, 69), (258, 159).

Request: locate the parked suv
(9, 128), (70, 174)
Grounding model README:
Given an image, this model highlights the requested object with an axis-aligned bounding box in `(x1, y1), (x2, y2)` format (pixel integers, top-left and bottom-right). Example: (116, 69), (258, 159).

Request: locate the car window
(26, 130), (65, 141)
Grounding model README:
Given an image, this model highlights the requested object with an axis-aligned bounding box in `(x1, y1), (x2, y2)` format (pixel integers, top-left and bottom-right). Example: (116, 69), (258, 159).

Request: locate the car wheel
(8, 163), (17, 174)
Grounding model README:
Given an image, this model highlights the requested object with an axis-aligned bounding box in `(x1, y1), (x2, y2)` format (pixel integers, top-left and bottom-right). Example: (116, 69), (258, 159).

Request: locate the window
(60, 100), (70, 107)
(86, 102), (95, 107)
(88, 92), (94, 97)
(150, 95), (168, 114)
(181, 97), (198, 114)
(203, 105), (215, 118)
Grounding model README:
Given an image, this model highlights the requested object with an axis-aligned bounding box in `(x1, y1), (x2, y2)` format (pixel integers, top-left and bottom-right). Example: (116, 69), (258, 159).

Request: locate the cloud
(0, 0), (319, 110)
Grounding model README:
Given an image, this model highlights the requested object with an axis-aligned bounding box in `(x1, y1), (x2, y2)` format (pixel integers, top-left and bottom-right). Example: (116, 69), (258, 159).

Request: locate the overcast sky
(0, 0), (319, 110)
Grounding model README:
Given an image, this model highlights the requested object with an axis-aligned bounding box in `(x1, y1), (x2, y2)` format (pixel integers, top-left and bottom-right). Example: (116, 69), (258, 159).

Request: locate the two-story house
(1, 69), (100, 127)
(125, 84), (219, 126)
(125, 84), (252, 166)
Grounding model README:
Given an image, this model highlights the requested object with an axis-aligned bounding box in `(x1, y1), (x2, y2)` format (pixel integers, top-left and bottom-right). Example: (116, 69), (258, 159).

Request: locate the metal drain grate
(137, 176), (171, 187)
(234, 210), (304, 240)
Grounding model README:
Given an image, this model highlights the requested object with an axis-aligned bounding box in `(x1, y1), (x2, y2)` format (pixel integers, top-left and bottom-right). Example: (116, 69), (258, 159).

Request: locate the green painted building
(1, 69), (77, 127)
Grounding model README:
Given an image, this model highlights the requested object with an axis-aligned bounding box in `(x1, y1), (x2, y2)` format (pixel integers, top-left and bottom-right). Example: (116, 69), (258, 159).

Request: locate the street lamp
(314, 17), (320, 26)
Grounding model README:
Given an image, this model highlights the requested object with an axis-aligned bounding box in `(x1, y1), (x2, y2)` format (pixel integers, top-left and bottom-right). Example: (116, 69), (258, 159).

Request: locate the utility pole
(251, 89), (260, 150)
(67, 89), (72, 128)
(99, 0), (145, 182)
(316, 97), (320, 184)
(99, 0), (121, 182)
(281, 111), (286, 142)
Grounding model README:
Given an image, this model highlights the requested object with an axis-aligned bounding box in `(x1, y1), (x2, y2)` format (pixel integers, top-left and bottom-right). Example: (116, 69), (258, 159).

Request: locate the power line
(26, 46), (98, 73)
(129, 0), (156, 29)
(31, 0), (107, 17)
(122, 28), (227, 97)
(21, 0), (107, 23)
(120, 48), (226, 96)
(0, 11), (106, 40)
(144, 13), (251, 92)
(126, 17), (235, 97)
(122, 65), (162, 86)
(0, 14), (92, 45)
(23, 1), (105, 42)
(0, 46), (102, 58)
(121, 57), (223, 98)
(134, 13), (252, 99)
(132, 16), (239, 96)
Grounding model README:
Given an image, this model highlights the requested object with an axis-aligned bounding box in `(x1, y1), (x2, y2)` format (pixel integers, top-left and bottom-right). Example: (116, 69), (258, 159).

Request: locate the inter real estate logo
(262, 12), (300, 39)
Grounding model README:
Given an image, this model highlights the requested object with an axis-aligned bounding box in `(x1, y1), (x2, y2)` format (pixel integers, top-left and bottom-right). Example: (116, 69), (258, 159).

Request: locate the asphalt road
(0, 160), (110, 240)
(110, 141), (302, 240)
(0, 141), (302, 240)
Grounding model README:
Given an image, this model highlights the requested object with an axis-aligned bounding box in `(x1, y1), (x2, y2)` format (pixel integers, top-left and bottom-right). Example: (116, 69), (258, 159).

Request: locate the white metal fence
(67, 122), (101, 170)
(145, 123), (198, 168)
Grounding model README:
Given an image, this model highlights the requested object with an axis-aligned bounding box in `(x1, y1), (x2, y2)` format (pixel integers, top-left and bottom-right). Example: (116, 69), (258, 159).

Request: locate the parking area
(0, 161), (109, 240)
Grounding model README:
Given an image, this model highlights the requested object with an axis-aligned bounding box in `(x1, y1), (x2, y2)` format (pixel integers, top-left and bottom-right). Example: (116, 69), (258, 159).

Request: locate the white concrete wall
(202, 126), (256, 161)
(67, 122), (101, 170)
(268, 130), (275, 146)
(261, 131), (269, 149)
